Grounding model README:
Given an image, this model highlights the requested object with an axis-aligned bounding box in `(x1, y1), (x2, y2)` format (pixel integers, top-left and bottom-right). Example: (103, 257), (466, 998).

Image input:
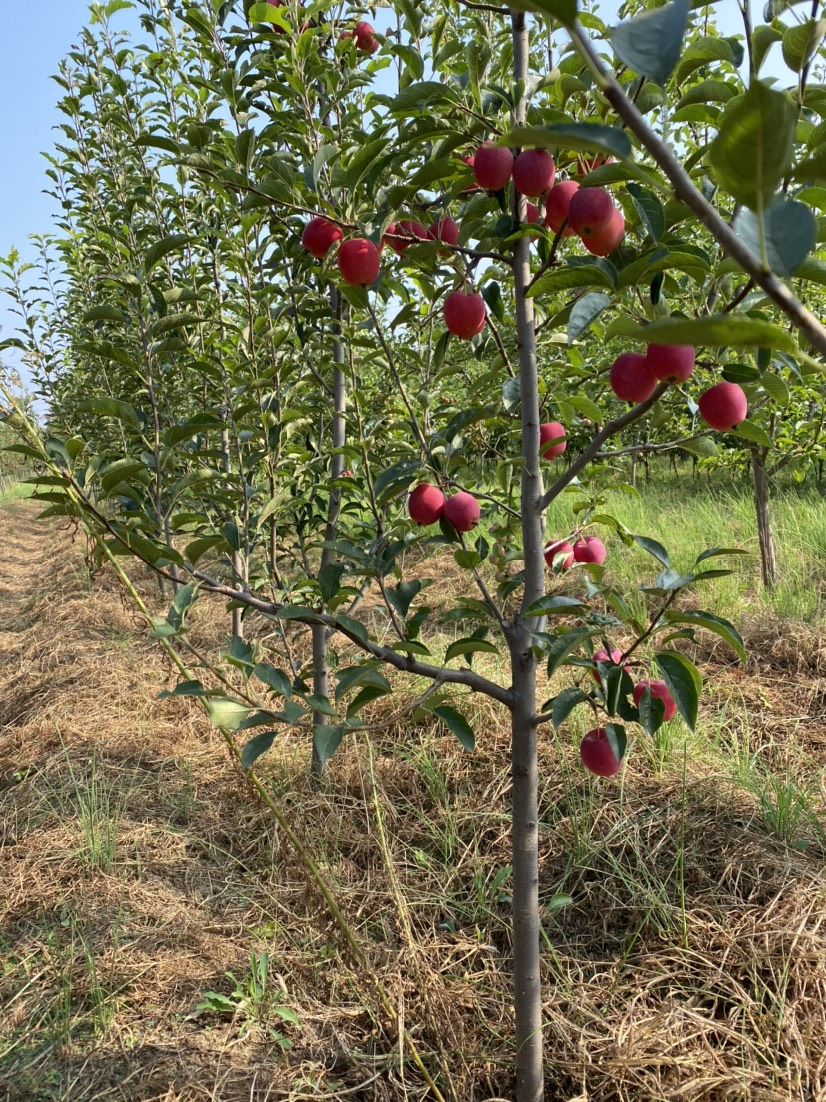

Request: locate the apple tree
(5, 0), (826, 1098)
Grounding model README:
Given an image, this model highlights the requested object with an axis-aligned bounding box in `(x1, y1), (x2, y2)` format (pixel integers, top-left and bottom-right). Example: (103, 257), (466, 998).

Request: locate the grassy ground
(543, 464), (826, 623)
(0, 481), (825, 1102)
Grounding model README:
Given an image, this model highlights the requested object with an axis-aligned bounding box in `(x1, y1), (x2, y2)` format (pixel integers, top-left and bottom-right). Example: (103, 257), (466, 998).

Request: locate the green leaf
(83, 304), (127, 323)
(567, 292), (611, 343)
(346, 684), (390, 716)
(781, 18), (826, 72)
(752, 24), (783, 73)
(680, 436), (718, 457)
(444, 637), (499, 662)
(791, 151), (826, 182)
(313, 725), (346, 769)
(628, 315), (798, 352)
(694, 546), (749, 565)
(520, 0), (578, 25)
(604, 723), (627, 765)
(433, 705), (475, 751)
(241, 731), (278, 768)
(78, 397), (142, 431)
(669, 610), (746, 661)
(655, 651), (702, 731)
(524, 595), (584, 617)
(497, 123), (631, 161)
(387, 580), (422, 619)
(454, 548), (483, 569)
(185, 535), (225, 565)
(734, 198), (816, 276)
(543, 627), (596, 678)
(565, 393), (604, 421)
(529, 263), (615, 297)
(205, 697), (251, 731)
(637, 688), (666, 736)
(334, 664), (390, 702)
(551, 687), (587, 729)
(144, 234), (191, 273)
(760, 374), (790, 406)
(389, 81), (458, 113)
(318, 562), (346, 604)
(734, 419), (773, 447)
(611, 0), (690, 85)
(633, 534), (671, 569)
(158, 679), (209, 699)
(626, 183), (665, 242)
(254, 663), (292, 696)
(707, 82), (796, 209)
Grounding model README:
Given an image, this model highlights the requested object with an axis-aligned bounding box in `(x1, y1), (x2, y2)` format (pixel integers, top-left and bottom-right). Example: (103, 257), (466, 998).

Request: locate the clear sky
(0, 1), (141, 381)
(0, 1), (784, 387)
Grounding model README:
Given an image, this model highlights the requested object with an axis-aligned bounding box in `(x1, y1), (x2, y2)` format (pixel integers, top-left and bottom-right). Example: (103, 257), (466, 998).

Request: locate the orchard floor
(1, 500), (826, 1102)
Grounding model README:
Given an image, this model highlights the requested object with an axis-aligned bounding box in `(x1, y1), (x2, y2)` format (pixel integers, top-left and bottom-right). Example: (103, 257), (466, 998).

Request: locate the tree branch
(567, 21), (826, 361)
(537, 382), (670, 512)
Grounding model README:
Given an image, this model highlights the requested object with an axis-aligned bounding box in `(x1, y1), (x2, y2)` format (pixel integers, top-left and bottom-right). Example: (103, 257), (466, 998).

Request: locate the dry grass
(1, 502), (825, 1101)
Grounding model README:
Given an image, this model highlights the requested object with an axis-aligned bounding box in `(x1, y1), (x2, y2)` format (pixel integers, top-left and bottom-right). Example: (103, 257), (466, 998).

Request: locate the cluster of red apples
(469, 143), (624, 257)
(408, 483), (480, 532)
(581, 653), (677, 776)
(608, 343), (749, 431)
(299, 140), (626, 340)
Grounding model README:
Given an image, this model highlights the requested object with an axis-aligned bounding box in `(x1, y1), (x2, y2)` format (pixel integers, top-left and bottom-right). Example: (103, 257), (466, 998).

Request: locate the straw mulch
(1, 501), (825, 1101)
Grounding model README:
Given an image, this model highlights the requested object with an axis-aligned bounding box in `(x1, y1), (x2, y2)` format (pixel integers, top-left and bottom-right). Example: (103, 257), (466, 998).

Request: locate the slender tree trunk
(510, 12), (546, 1100)
(221, 425), (244, 638)
(752, 451), (779, 588)
(311, 286), (346, 783)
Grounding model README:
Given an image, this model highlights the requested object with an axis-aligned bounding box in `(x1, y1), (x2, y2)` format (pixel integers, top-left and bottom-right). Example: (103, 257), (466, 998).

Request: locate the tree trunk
(311, 286), (346, 783)
(510, 11), (546, 1100)
(221, 425), (244, 638)
(752, 452), (779, 589)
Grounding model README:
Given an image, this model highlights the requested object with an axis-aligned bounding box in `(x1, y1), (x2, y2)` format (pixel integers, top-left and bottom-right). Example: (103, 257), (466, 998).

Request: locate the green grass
(0, 481), (32, 505)
(544, 464), (826, 623)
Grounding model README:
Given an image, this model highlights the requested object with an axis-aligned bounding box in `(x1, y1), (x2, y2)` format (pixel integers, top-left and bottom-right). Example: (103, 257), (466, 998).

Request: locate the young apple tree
(5, 0), (826, 1098)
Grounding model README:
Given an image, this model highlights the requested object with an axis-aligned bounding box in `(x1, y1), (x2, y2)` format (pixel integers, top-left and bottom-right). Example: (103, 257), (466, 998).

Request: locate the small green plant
(60, 741), (124, 871)
(197, 951), (299, 1046)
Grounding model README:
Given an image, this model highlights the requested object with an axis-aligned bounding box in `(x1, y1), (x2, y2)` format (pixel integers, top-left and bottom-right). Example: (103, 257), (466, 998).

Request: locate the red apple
(338, 238), (380, 286)
(580, 728), (622, 776)
(353, 20), (379, 52)
(610, 351), (658, 404)
(592, 647), (625, 686)
(573, 536), (606, 565)
(583, 206), (625, 256)
(646, 343), (695, 383)
(512, 149), (556, 197)
(443, 491), (480, 532)
(443, 290), (486, 339)
(698, 381), (748, 431)
(567, 187), (615, 238)
(539, 421), (567, 459)
(384, 220), (428, 253)
(408, 483), (446, 525)
(473, 142), (514, 191)
(633, 679), (677, 722)
(301, 216), (343, 259)
(544, 180), (579, 236)
(428, 217), (460, 249)
(525, 201), (540, 225)
(544, 539), (574, 570)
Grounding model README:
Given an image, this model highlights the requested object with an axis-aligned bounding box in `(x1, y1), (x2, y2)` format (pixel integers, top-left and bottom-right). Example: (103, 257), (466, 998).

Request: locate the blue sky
(0, 1), (141, 379)
(0, 1), (786, 386)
